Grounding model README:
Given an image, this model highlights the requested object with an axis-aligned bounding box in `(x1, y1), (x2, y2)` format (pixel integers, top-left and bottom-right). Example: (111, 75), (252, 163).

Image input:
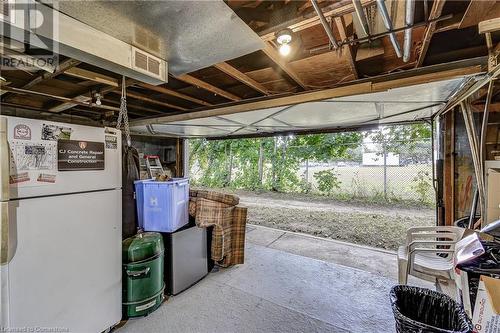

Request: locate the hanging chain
(116, 76), (131, 147)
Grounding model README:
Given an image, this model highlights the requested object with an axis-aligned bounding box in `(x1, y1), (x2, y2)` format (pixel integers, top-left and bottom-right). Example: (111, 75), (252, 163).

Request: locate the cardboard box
(472, 276), (500, 333)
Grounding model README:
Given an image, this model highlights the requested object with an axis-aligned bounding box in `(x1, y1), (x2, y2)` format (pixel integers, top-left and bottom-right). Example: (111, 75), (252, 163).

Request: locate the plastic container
(390, 285), (473, 333)
(135, 178), (189, 232)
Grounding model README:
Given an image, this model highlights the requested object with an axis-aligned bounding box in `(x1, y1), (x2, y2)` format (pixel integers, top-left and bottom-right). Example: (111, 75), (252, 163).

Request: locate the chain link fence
(297, 139), (434, 205)
(190, 134), (435, 207)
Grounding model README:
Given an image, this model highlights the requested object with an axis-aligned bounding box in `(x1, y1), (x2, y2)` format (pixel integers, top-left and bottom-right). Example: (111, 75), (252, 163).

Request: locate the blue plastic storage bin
(134, 178), (189, 232)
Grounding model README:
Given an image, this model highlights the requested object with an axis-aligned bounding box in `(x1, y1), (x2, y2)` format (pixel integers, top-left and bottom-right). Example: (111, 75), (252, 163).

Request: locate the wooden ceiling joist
(57, 68), (190, 113)
(64, 67), (119, 87)
(214, 62), (271, 95)
(262, 42), (308, 90)
(176, 74), (242, 101)
(0, 85), (120, 112)
(415, 0), (446, 68)
(334, 16), (358, 80)
(479, 17), (500, 34)
(109, 90), (187, 111)
(102, 98), (164, 115)
(136, 82), (212, 107)
(2, 58), (81, 101)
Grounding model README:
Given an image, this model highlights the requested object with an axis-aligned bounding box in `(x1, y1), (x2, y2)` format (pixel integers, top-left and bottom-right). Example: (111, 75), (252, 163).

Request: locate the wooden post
(258, 140), (264, 185)
(443, 110), (455, 226)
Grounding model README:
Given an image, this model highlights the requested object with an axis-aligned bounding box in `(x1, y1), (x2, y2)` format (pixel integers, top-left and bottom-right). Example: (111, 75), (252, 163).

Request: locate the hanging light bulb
(276, 28), (293, 57)
(94, 92), (102, 106)
(279, 43), (291, 56)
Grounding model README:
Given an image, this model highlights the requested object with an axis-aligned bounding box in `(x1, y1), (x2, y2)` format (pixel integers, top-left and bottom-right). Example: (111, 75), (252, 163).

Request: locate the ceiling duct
(403, 0), (415, 62)
(376, 0), (402, 58)
(1, 0), (168, 84)
(55, 0), (265, 76)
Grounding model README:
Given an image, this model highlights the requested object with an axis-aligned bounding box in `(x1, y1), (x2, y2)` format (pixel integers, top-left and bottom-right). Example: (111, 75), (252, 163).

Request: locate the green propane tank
(122, 232), (165, 318)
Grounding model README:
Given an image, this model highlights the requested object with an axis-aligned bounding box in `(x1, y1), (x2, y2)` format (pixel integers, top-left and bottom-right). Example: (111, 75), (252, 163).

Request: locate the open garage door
(129, 69), (484, 139)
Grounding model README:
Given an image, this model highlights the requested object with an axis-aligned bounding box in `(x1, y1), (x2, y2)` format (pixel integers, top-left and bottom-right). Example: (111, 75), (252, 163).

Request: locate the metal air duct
(403, 0), (415, 62)
(376, 0), (402, 58)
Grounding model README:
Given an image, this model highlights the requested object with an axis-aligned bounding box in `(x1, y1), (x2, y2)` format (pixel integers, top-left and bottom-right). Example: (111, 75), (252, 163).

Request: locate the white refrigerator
(0, 116), (122, 332)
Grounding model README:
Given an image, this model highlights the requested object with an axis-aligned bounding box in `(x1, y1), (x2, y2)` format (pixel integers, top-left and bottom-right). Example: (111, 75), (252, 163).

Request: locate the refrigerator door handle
(0, 202), (8, 265)
(0, 117), (9, 202)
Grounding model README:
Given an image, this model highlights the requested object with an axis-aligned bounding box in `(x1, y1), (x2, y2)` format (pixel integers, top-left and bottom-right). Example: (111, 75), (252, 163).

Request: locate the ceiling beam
(479, 17), (500, 34)
(415, 0), (446, 67)
(0, 85), (120, 112)
(101, 98), (164, 115)
(334, 16), (358, 79)
(109, 90), (187, 111)
(262, 42), (308, 90)
(214, 62), (271, 95)
(131, 59), (483, 127)
(259, 0), (375, 41)
(135, 82), (212, 107)
(64, 67), (119, 87)
(176, 74), (242, 101)
(2, 58), (81, 101)
(48, 84), (118, 113)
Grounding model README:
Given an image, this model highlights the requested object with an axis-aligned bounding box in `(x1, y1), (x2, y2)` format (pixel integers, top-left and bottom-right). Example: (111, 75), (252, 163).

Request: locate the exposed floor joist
(262, 42), (308, 90)
(109, 90), (187, 111)
(64, 67), (119, 87)
(2, 58), (81, 101)
(176, 74), (242, 101)
(214, 62), (271, 95)
(136, 82), (212, 107)
(334, 15), (358, 79)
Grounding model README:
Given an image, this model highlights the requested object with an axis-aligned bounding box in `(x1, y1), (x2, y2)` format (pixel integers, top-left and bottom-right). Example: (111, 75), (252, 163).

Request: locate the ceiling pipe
(310, 0), (339, 50)
(376, 0), (402, 58)
(352, 0), (371, 37)
(403, 0), (415, 62)
(307, 13), (453, 53)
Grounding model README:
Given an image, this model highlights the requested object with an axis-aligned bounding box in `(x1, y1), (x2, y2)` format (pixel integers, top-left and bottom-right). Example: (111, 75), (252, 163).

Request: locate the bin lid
(122, 232), (164, 263)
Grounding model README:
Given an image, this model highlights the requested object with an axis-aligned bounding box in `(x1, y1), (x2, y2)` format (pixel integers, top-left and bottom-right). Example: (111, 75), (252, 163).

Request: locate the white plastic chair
(397, 226), (465, 284)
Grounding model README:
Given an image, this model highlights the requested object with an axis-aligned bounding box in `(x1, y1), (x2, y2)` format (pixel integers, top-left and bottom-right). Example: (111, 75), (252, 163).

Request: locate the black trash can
(390, 286), (473, 333)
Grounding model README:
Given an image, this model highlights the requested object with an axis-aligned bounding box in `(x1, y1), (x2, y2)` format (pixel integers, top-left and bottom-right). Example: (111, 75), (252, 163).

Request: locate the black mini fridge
(161, 222), (208, 295)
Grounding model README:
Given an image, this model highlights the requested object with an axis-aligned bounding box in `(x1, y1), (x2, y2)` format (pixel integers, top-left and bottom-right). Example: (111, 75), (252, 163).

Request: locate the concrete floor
(118, 225), (433, 333)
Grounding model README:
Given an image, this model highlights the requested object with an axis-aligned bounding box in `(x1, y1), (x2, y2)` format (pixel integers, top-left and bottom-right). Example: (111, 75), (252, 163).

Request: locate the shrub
(313, 169), (341, 195)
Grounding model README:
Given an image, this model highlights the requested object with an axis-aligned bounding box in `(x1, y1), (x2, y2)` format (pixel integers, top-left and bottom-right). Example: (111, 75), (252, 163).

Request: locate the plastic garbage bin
(390, 285), (473, 333)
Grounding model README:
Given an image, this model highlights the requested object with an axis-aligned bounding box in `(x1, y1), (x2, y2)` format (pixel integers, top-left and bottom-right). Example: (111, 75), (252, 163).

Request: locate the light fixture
(276, 28), (292, 57)
(94, 92), (102, 106)
(279, 44), (291, 56)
